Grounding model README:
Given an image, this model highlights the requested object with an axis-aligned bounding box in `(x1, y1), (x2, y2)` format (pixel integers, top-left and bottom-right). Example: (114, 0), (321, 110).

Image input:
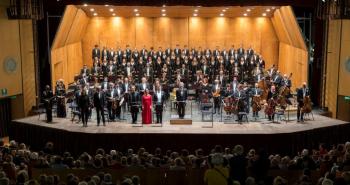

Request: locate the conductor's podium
(170, 119), (192, 125)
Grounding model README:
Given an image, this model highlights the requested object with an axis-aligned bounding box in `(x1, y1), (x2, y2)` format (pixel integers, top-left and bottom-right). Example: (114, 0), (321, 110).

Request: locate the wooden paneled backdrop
(325, 19), (350, 119)
(52, 5), (308, 94)
(82, 16), (279, 68)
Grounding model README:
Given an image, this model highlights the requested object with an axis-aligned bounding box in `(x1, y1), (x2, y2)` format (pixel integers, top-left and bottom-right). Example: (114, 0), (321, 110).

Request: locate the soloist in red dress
(142, 94), (152, 124)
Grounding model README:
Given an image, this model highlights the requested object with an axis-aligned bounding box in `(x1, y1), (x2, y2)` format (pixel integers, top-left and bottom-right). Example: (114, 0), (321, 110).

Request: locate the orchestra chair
(33, 96), (46, 120)
(273, 109), (287, 123)
(304, 111), (315, 121)
(69, 100), (80, 123)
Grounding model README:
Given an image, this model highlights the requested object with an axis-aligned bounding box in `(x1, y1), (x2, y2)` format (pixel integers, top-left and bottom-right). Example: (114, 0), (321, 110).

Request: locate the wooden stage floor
(13, 113), (348, 135)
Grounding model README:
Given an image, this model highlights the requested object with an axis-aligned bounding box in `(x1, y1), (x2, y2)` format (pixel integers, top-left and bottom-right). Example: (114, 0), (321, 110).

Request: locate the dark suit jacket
(176, 88), (188, 102)
(153, 91), (166, 105)
(92, 48), (100, 59)
(78, 94), (90, 111)
(297, 88), (310, 103)
(93, 92), (105, 108)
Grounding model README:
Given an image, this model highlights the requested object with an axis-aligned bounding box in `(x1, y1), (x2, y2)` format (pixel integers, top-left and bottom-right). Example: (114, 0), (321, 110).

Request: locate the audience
(1, 139), (350, 185)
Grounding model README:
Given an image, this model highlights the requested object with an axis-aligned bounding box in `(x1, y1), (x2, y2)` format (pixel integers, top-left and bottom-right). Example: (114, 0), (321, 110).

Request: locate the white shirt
(147, 68), (150, 76)
(156, 91), (162, 103)
(127, 67), (130, 76)
(142, 83), (146, 90)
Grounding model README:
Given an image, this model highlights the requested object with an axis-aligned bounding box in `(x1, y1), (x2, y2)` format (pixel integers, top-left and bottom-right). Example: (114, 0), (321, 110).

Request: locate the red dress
(142, 94), (152, 124)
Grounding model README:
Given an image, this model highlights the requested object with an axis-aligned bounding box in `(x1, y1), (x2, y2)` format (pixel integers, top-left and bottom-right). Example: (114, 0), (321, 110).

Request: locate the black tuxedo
(153, 91), (166, 123)
(101, 49), (109, 61)
(81, 68), (90, 76)
(128, 92), (140, 123)
(93, 91), (106, 125)
(176, 88), (188, 119)
(43, 89), (54, 123)
(92, 48), (100, 59)
(108, 51), (116, 61)
(79, 94), (90, 126)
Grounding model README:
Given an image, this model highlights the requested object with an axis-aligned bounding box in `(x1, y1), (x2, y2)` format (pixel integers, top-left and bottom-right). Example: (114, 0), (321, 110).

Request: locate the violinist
(297, 82), (310, 122)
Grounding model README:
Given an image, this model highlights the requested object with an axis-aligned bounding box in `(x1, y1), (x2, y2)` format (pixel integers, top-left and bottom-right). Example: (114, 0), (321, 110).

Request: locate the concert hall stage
(11, 113), (350, 156)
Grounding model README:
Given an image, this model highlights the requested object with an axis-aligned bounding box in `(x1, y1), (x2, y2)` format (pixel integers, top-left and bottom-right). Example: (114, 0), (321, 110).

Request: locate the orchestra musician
(139, 77), (151, 96)
(176, 82), (188, 119)
(212, 80), (222, 114)
(81, 64), (90, 76)
(93, 86), (106, 126)
(79, 88), (90, 127)
(250, 83), (262, 118)
(55, 79), (66, 118)
(107, 83), (117, 121)
(297, 82), (310, 122)
(153, 84), (166, 124)
(114, 82), (124, 120)
(266, 85), (278, 121)
(43, 85), (54, 123)
(234, 84), (247, 122)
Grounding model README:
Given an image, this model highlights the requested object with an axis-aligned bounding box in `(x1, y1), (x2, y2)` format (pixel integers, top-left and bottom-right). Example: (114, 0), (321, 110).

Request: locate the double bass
(301, 96), (312, 114)
(251, 95), (262, 113)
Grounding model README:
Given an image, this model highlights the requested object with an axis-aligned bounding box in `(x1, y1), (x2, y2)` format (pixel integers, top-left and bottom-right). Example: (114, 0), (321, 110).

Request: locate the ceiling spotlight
(193, 13), (198, 16)
(194, 9), (198, 12)
(162, 13), (166, 16)
(90, 8), (94, 12)
(262, 13), (267, 16)
(135, 13), (140, 16)
(93, 12), (97, 16)
(246, 9), (251, 12)
(162, 4), (166, 7)
(271, 7), (276, 9)
(83, 3), (88, 7)
(266, 9), (271, 12)
(161, 9), (166, 12)
(225, 7), (229, 10)
(112, 13), (116, 16)
(109, 8), (114, 12)
(105, 4), (109, 7)
(243, 13), (248, 16)
(197, 5), (201, 7)
(220, 13), (224, 16)
(134, 9), (138, 12)
(222, 9), (226, 12)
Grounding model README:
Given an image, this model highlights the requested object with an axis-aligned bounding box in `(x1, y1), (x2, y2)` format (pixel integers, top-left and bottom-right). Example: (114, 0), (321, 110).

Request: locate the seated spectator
(169, 158), (186, 171)
(204, 153), (231, 185)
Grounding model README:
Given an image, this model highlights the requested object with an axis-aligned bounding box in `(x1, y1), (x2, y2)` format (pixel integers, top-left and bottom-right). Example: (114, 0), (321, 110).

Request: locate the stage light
(93, 12), (98, 16)
(220, 13), (224, 16)
(135, 13), (140, 16)
(194, 9), (198, 12)
(112, 13), (116, 16)
(83, 4), (88, 7)
(90, 8), (94, 12)
(193, 13), (198, 16)
(161, 9), (166, 12)
(246, 9), (251, 12)
(262, 13), (267, 16)
(162, 4), (166, 7)
(105, 4), (109, 7)
(134, 9), (138, 12)
(109, 8), (114, 12)
(266, 9), (271, 12)
(162, 13), (166, 16)
(222, 9), (226, 12)
(243, 13), (248, 16)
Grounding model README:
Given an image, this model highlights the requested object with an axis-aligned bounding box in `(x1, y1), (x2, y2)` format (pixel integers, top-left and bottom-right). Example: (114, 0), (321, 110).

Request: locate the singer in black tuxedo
(79, 90), (90, 127)
(153, 89), (166, 123)
(93, 88), (106, 126)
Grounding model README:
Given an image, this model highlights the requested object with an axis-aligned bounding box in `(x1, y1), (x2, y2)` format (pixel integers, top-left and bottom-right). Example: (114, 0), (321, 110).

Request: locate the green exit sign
(345, 96), (350, 101)
(1, 88), (8, 96)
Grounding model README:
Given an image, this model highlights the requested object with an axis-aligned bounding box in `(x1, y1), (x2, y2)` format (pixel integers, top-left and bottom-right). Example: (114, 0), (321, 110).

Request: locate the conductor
(176, 82), (188, 119)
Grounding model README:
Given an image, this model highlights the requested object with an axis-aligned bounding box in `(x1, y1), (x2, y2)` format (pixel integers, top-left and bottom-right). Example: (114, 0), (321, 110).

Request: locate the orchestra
(43, 44), (313, 126)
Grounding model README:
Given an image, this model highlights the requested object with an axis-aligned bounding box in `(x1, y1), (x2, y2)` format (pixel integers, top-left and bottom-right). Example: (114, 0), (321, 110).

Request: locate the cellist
(266, 85), (278, 121)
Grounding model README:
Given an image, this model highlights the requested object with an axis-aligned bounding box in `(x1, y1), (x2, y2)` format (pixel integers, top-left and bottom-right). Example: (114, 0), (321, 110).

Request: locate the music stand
(202, 102), (214, 128)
